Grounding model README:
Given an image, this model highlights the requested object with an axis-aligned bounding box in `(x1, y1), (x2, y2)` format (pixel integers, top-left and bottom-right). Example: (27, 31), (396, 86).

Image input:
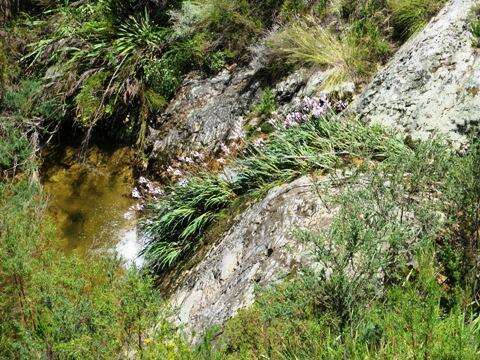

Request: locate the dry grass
(267, 16), (379, 89)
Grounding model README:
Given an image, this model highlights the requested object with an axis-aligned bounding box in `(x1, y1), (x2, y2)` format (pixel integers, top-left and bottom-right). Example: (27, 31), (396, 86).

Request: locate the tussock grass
(268, 17), (368, 88)
(267, 7), (392, 89)
(142, 176), (235, 270)
(388, 0), (445, 39)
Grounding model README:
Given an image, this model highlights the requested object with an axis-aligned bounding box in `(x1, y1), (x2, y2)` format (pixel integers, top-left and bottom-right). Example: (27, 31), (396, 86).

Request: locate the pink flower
(253, 137), (266, 148)
(131, 187), (141, 199)
(178, 156), (194, 164)
(192, 151), (204, 160)
(220, 143), (230, 155)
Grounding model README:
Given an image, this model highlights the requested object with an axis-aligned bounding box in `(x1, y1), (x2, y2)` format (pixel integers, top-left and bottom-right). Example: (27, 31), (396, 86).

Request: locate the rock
(147, 67), (261, 165)
(273, 68), (354, 121)
(355, 0), (480, 144)
(168, 176), (339, 343)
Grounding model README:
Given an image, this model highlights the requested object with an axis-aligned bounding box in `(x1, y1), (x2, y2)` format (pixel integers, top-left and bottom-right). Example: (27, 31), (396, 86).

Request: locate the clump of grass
(142, 176), (235, 271)
(388, 0), (445, 40)
(235, 115), (405, 192)
(142, 113), (408, 271)
(470, 5), (480, 48)
(268, 17), (362, 88)
(267, 14), (390, 88)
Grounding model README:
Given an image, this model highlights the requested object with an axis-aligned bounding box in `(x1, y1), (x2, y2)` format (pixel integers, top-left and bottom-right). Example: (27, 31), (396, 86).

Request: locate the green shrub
(170, 0), (263, 55)
(0, 179), (189, 358)
(3, 79), (64, 121)
(0, 118), (32, 173)
(440, 142), (480, 304)
(198, 138), (480, 359)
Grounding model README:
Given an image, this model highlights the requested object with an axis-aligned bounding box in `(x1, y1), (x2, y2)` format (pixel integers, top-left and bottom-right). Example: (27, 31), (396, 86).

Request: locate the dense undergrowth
(1, 0), (446, 147)
(0, 141), (192, 357)
(2, 136), (479, 356)
(4, 0), (475, 358)
(142, 112), (408, 270)
(194, 139), (480, 359)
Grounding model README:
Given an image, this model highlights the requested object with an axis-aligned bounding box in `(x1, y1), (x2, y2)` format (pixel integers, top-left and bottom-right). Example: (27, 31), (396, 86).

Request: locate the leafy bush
(440, 142), (480, 304)
(171, 0), (263, 55)
(0, 118), (33, 173)
(0, 179), (190, 358)
(2, 79), (64, 121)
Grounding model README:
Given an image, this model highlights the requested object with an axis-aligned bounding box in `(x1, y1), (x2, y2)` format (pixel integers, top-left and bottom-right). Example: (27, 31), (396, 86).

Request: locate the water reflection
(41, 145), (143, 265)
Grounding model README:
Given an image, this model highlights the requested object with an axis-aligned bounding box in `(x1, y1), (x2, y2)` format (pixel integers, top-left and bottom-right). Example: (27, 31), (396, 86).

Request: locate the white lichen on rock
(169, 176), (337, 342)
(355, 0), (480, 144)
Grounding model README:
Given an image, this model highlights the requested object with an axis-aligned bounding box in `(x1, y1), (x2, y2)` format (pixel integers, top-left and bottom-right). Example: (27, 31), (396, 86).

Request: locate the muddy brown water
(41, 145), (143, 264)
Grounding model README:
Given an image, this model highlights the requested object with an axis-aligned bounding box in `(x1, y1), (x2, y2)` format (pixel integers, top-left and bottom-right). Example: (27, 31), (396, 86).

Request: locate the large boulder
(355, 0), (480, 144)
(168, 176), (338, 342)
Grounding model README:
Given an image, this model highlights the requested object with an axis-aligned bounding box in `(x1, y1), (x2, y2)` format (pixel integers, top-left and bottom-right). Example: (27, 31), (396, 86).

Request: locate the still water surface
(41, 145), (143, 265)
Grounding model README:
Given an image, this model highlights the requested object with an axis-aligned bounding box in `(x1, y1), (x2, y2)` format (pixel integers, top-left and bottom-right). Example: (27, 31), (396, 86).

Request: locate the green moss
(74, 71), (109, 126)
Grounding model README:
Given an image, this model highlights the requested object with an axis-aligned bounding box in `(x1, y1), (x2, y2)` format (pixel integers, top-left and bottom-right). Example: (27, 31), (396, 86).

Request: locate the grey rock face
(169, 176), (338, 342)
(148, 67), (260, 163)
(355, 0), (480, 143)
(147, 65), (350, 168)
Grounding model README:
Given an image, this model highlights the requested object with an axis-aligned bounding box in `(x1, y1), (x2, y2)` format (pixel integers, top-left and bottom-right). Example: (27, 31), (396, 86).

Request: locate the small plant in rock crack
(470, 6), (480, 48)
(252, 88), (277, 119)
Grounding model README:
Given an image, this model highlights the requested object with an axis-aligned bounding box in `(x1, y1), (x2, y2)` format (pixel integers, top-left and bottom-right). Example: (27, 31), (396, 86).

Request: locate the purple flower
(192, 151), (204, 160)
(178, 156), (193, 164)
